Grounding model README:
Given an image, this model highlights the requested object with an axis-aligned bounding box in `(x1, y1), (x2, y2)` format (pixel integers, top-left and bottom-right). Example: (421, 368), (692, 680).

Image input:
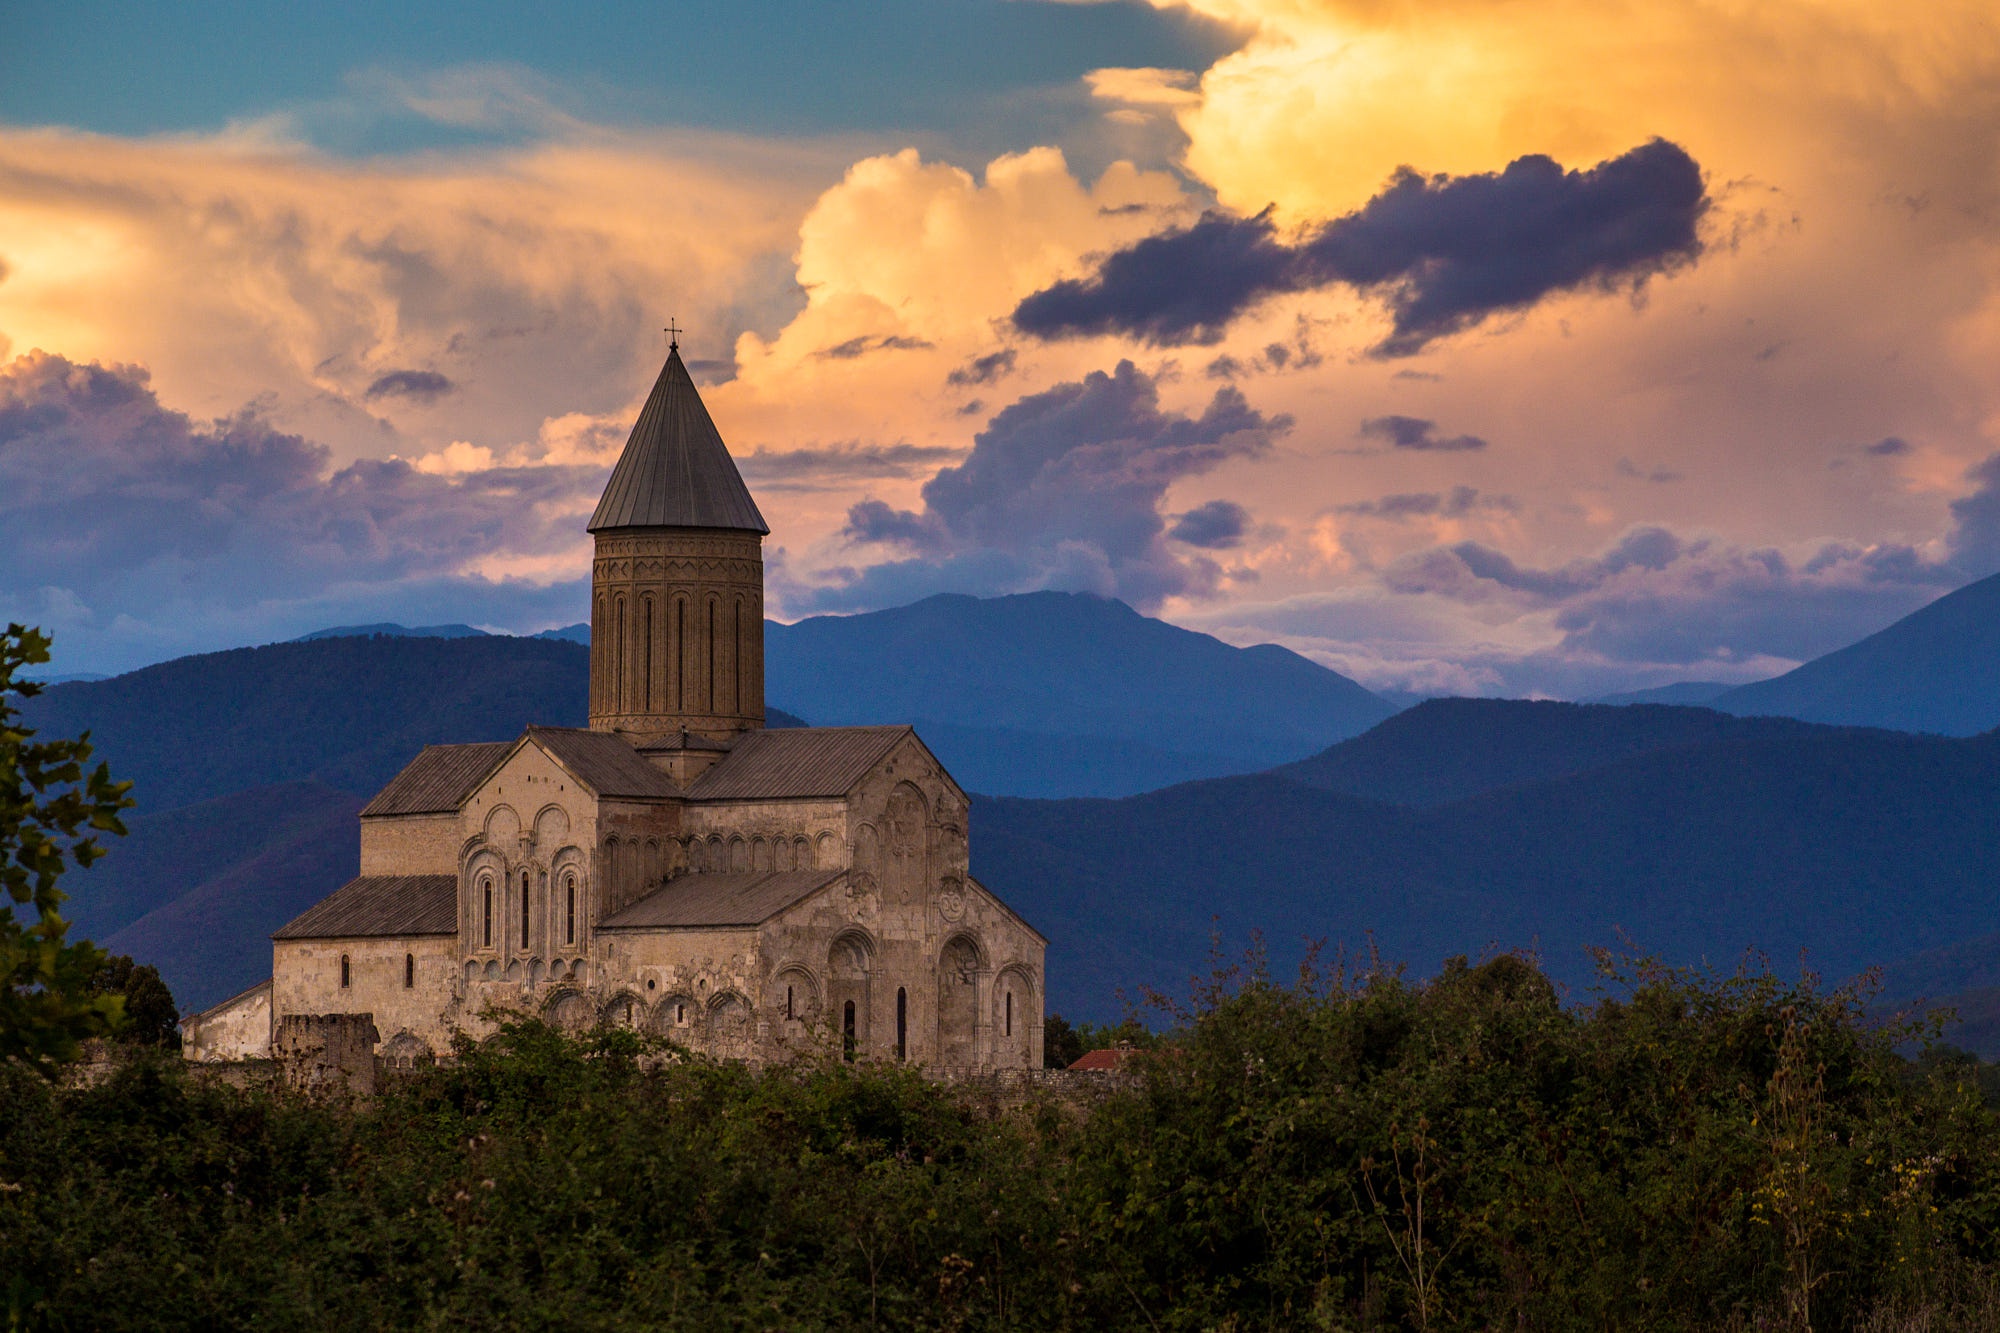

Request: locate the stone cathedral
(185, 344), (1046, 1070)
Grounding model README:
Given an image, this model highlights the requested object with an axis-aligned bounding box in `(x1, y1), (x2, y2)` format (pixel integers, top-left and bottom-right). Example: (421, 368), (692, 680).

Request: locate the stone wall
(272, 1013), (380, 1095)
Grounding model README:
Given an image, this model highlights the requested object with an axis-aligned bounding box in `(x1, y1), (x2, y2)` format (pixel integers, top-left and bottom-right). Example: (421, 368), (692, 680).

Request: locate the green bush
(5, 952), (2000, 1330)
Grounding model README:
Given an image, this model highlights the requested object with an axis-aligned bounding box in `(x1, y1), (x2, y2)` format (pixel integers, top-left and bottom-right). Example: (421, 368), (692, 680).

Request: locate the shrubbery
(6, 950), (2000, 1330)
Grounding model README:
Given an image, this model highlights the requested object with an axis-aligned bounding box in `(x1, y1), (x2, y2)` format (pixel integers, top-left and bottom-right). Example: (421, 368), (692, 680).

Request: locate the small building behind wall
(182, 978), (273, 1062)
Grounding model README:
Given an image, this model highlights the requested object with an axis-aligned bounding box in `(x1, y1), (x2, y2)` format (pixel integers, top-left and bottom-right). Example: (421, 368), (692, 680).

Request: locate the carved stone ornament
(886, 789), (925, 857)
(936, 879), (965, 922)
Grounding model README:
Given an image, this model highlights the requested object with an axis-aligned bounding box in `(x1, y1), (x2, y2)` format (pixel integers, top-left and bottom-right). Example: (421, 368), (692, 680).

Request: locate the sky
(5, 0), (2000, 695)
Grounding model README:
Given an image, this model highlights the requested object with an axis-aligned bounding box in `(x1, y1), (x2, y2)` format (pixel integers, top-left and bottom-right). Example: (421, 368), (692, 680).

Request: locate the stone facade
(213, 343), (1048, 1075)
(590, 528), (764, 740)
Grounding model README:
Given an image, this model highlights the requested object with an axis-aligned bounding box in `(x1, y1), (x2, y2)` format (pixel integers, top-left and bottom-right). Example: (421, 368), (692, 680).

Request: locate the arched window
(1005, 989), (1013, 1037)
(673, 598), (685, 711)
(481, 879), (493, 948)
(786, 984), (795, 1020)
(843, 1001), (856, 1062)
(706, 597), (717, 712)
(564, 875), (576, 946)
(340, 954), (351, 988)
(642, 596), (654, 712)
(895, 987), (907, 1062)
(521, 870), (531, 949)
(614, 594), (627, 713)
(404, 953), (414, 989)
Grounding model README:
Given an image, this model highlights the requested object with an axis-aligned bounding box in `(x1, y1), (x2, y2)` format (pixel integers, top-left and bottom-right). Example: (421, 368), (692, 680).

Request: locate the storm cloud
(1013, 139), (1707, 355)
(364, 369), (456, 403)
(1168, 499), (1251, 549)
(0, 352), (595, 672)
(811, 360), (1288, 611)
(1380, 525), (1957, 668)
(1360, 415), (1489, 452)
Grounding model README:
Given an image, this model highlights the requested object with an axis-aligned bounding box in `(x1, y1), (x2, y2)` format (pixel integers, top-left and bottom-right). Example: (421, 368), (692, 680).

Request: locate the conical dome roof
(588, 346), (768, 534)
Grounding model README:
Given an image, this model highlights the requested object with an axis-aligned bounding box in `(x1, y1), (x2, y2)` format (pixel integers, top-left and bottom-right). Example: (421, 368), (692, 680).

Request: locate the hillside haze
(27, 599), (1387, 1006)
(973, 704), (2000, 1021)
(1715, 568), (2000, 733)
(768, 591), (1396, 796)
(1282, 698), (1847, 805)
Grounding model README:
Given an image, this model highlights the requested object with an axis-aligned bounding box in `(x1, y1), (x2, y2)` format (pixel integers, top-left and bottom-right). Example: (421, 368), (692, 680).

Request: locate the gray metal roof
(528, 726), (679, 800)
(273, 875), (458, 940)
(598, 868), (844, 929)
(688, 725), (912, 801)
(588, 346), (769, 534)
(361, 742), (512, 816)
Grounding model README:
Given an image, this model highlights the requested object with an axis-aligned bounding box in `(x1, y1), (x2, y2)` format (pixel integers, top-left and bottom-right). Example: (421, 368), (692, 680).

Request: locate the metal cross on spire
(664, 319), (681, 351)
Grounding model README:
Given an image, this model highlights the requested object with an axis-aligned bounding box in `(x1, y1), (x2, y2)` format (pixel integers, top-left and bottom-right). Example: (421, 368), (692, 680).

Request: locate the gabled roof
(362, 742), (512, 816)
(526, 726), (679, 800)
(273, 875), (458, 940)
(588, 345), (768, 534)
(688, 725), (913, 801)
(598, 868), (844, 929)
(363, 728), (678, 818)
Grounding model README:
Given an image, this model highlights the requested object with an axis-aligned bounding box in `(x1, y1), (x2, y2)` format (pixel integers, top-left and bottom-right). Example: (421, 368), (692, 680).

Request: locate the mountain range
(22, 573), (2000, 1041)
(976, 701), (2000, 1023)
(765, 592), (1396, 796)
(1705, 570), (2000, 734)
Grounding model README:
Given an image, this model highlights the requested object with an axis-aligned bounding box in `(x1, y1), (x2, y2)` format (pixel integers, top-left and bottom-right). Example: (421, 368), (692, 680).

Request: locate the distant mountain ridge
(26, 595), (1394, 1006)
(1712, 568), (2000, 734)
(1280, 698), (1850, 806)
(767, 592), (1396, 796)
(293, 621), (591, 644)
(973, 706), (2000, 1019)
(294, 622), (489, 641)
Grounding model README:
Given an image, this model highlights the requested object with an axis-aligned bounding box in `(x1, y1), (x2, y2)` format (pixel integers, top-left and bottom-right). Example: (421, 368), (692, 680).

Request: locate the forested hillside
(976, 709), (2000, 1020)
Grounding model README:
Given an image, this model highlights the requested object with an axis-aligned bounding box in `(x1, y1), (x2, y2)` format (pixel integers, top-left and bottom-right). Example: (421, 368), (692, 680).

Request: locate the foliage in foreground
(7, 953), (2000, 1331)
(0, 624), (133, 1075)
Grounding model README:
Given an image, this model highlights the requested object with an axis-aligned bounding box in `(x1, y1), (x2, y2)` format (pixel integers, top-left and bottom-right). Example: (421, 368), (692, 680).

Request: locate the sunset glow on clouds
(6, 0), (2000, 693)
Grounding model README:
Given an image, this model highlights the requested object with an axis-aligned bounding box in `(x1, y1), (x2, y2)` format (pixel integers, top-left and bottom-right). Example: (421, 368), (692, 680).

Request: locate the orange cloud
(0, 124), (839, 463)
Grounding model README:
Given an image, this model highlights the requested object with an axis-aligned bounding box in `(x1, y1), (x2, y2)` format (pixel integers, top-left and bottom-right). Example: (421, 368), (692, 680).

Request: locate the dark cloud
(946, 349), (1017, 388)
(842, 498), (947, 552)
(1866, 436), (1912, 456)
(737, 442), (961, 491)
(818, 334), (935, 360)
(1168, 499), (1250, 548)
(1337, 486), (1510, 519)
(1381, 523), (1956, 668)
(1013, 139), (1707, 355)
(1948, 453), (2000, 579)
(1204, 325), (1324, 381)
(1617, 457), (1684, 483)
(810, 360), (1288, 612)
(364, 369), (456, 403)
(0, 351), (595, 673)
(1360, 415), (1488, 452)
